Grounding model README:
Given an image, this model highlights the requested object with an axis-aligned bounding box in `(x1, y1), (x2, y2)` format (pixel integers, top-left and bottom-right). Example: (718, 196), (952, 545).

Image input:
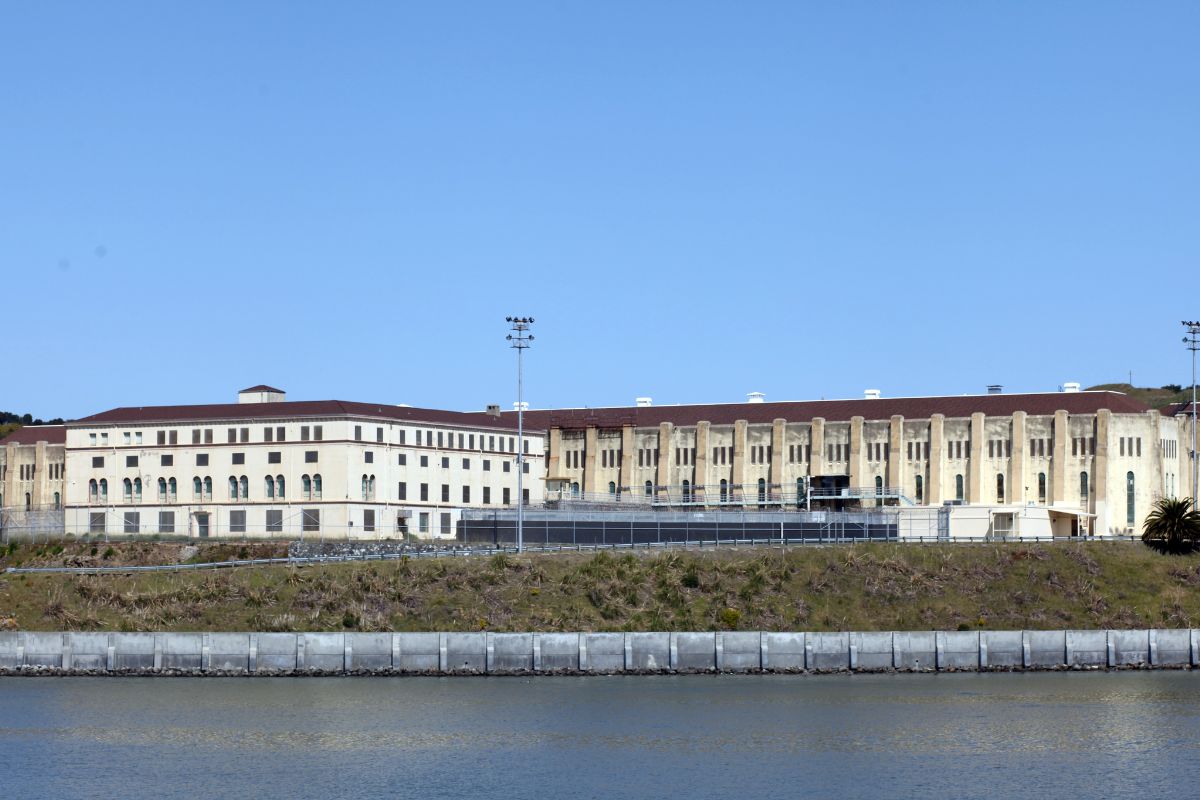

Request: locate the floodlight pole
(1185, 322), (1200, 505)
(506, 317), (534, 552)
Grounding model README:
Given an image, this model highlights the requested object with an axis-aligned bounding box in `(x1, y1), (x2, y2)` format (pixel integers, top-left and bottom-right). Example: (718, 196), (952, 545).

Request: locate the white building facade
(63, 387), (543, 539)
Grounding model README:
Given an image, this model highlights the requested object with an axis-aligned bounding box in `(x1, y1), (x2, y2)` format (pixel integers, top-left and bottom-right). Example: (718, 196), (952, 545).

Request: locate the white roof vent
(513, 402), (529, 412)
(863, 389), (881, 400)
(635, 397), (653, 407)
(1061, 382), (1081, 393)
(987, 385), (1003, 395)
(747, 392), (765, 404)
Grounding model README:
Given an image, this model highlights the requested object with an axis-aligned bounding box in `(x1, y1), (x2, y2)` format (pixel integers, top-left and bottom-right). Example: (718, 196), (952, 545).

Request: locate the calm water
(3, 673), (1200, 799)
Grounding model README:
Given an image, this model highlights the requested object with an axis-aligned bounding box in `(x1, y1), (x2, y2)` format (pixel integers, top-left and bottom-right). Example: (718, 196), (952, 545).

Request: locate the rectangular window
(275, 426), (285, 442)
(157, 431), (166, 445)
(420, 455), (429, 467)
(418, 512), (430, 533)
(462, 486), (470, 503)
(483, 486), (491, 504)
(89, 512), (105, 533)
(266, 510), (283, 533)
(126, 455), (138, 468)
(458, 433), (464, 449)
(158, 511), (175, 534)
(232, 452), (245, 465)
(229, 510), (246, 534)
(440, 512), (452, 536)
(503, 487), (511, 505)
(398, 454), (406, 466)
(161, 455), (173, 467)
(523, 488), (530, 506)
(123, 512), (140, 534)
(365, 451), (374, 464)
(301, 426), (310, 441)
(314, 426), (323, 441)
(268, 452), (281, 464)
(503, 461), (511, 473)
(483, 459), (491, 471)
(509, 437), (515, 452)
(420, 483), (429, 501)
(241, 428), (249, 443)
(306, 451), (318, 463)
(1120, 438), (1125, 457)
(462, 458), (470, 469)
(204, 429), (213, 444)
(523, 462), (530, 474)
(398, 482), (407, 500)
(489, 435), (495, 450)
(193, 429), (201, 444)
(437, 431), (443, 448)
(123, 431), (131, 445)
(524, 440), (530, 454)
(441, 484), (450, 502)
(169, 430), (178, 445)
(469, 434), (474, 449)
(377, 427), (384, 443)
(363, 509), (375, 532)
(441, 457), (450, 468)
(302, 509), (320, 532)
(228, 428), (237, 444)
(196, 454), (209, 467)
(92, 456), (104, 468)
(264, 427), (273, 443)
(1137, 438), (1142, 457)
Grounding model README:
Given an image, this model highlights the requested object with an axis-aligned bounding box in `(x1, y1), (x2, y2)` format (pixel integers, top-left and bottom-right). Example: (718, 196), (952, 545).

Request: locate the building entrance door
(196, 512), (210, 538)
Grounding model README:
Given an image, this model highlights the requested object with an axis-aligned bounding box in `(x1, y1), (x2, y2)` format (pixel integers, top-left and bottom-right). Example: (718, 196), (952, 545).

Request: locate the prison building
(62, 386), (544, 539)
(0, 425), (66, 511)
(518, 388), (1190, 537)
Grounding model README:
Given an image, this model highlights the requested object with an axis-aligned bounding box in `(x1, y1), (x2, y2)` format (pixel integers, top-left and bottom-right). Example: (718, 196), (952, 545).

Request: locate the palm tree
(1141, 497), (1200, 554)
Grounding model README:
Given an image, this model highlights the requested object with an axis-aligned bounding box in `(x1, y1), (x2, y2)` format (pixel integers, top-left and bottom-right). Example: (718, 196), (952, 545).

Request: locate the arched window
(275, 475), (285, 499)
(193, 477), (203, 500)
(1080, 472), (1089, 504)
(875, 475), (884, 508)
(757, 478), (767, 504)
(123, 478), (133, 503)
(645, 480), (654, 497)
(682, 480), (691, 503)
(1127, 471), (1135, 527)
(571, 481), (581, 497)
(797, 477), (806, 508)
(203, 476), (212, 500)
(168, 477), (177, 502)
(229, 476), (239, 500)
(53, 492), (60, 510)
(99, 478), (108, 502)
(265, 476), (275, 499)
(996, 473), (1005, 503)
(1038, 472), (1047, 504)
(302, 474), (312, 500)
(720, 479), (729, 503)
(608, 481), (616, 496)
(240, 476), (248, 500)
(89, 479), (98, 503)
(134, 478), (142, 503)
(369, 475), (376, 500)
(25, 492), (31, 510)
(158, 478), (167, 502)
(313, 474), (322, 499)
(955, 474), (964, 502)
(915, 475), (924, 503)
(362, 474), (369, 500)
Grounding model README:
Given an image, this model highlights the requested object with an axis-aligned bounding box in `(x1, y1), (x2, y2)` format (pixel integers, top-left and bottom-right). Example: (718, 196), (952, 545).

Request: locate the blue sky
(2, 2), (1197, 419)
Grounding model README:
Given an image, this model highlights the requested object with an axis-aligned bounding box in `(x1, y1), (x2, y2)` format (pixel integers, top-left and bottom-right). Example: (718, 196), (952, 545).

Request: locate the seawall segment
(2, 630), (1199, 676)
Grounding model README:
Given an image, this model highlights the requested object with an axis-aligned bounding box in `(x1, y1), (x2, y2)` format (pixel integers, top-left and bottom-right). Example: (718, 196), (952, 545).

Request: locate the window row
(1072, 437), (1096, 457)
(1119, 437), (1142, 458)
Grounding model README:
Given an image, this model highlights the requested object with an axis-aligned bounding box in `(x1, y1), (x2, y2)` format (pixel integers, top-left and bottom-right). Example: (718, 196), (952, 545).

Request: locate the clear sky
(2, 2), (1197, 419)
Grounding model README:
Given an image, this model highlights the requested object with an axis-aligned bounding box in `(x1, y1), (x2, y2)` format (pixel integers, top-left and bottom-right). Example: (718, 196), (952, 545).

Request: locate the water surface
(3, 673), (1198, 799)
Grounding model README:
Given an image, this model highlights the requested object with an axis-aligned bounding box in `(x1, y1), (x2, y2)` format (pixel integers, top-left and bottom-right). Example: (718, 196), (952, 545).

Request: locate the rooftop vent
(238, 385), (286, 404)
(486, 404), (501, 418)
(513, 402), (529, 412)
(987, 385), (1003, 395)
(747, 392), (765, 404)
(863, 389), (881, 400)
(1061, 382), (1081, 393)
(635, 397), (653, 407)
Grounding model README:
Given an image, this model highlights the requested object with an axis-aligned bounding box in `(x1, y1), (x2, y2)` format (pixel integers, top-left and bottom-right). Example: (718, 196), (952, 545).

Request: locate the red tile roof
(71, 400), (535, 432)
(0, 425), (66, 445)
(511, 391), (1151, 430)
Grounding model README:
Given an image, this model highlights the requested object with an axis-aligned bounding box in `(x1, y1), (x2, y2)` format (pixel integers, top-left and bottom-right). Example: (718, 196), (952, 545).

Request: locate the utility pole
(1184, 322), (1200, 504)
(506, 317), (534, 552)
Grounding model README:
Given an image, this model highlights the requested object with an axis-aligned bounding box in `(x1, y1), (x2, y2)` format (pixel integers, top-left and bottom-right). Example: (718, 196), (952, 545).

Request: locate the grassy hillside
(2, 542), (1199, 633)
(1086, 382), (1194, 409)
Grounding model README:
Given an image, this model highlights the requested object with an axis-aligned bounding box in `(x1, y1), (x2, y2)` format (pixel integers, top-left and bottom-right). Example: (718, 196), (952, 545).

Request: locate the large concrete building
(61, 386), (543, 539)
(517, 387), (1195, 537)
(0, 425), (66, 511)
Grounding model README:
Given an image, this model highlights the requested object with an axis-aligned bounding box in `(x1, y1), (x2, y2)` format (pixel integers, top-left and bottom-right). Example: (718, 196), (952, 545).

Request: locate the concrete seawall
(2, 630), (1199, 675)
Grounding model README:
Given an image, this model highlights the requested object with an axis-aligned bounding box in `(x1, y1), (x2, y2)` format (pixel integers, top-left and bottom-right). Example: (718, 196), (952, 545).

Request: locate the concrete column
(620, 425), (634, 493)
(3, 443), (15, 510)
(1148, 410), (1163, 502)
(969, 412), (985, 504)
(732, 420), (747, 499)
(583, 426), (598, 494)
(929, 414), (945, 506)
(887, 416), (904, 494)
(770, 419), (786, 492)
(656, 422), (672, 498)
(1011, 412), (1026, 505)
(1094, 410), (1111, 534)
(848, 417), (864, 490)
(35, 442), (48, 506)
(548, 427), (563, 478)
(1052, 410), (1068, 505)
(810, 418), (825, 478)
(695, 421), (710, 503)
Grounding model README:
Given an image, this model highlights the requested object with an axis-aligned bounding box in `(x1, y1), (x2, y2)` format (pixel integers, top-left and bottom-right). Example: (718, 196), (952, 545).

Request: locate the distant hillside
(1086, 383), (1195, 410)
(0, 411), (66, 442)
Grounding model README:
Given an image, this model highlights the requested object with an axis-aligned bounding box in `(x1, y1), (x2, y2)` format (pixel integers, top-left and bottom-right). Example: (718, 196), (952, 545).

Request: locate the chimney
(486, 404), (501, 418)
(747, 392), (765, 404)
(987, 385), (1003, 395)
(863, 389), (881, 400)
(1061, 382), (1081, 393)
(635, 397), (653, 407)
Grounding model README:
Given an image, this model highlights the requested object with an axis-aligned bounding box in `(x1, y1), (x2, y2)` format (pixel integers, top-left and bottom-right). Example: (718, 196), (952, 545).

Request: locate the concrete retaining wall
(0, 630), (1196, 675)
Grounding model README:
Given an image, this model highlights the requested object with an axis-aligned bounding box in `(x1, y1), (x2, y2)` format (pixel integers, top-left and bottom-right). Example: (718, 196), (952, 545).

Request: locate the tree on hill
(1141, 497), (1200, 554)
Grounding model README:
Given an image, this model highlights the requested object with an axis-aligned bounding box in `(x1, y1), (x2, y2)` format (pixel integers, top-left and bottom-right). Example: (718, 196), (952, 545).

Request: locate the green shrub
(719, 607), (741, 629)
